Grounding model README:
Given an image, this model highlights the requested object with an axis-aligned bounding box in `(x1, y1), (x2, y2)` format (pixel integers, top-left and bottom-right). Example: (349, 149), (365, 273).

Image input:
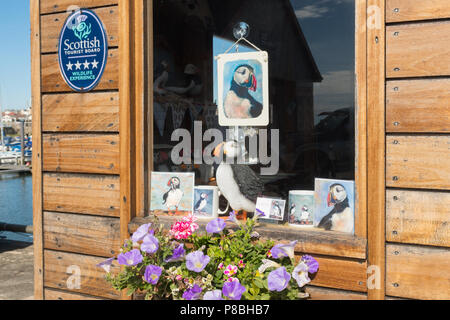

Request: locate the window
(146, 0), (362, 239)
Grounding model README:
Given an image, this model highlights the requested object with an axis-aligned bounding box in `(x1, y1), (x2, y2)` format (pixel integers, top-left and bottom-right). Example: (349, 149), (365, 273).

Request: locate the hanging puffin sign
(216, 51), (269, 126)
(58, 9), (108, 92)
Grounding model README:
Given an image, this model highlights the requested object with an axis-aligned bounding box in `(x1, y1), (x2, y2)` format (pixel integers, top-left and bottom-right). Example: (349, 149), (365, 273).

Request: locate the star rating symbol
(83, 60), (90, 70)
(91, 59), (99, 69)
(66, 61), (73, 71)
(74, 61), (82, 70)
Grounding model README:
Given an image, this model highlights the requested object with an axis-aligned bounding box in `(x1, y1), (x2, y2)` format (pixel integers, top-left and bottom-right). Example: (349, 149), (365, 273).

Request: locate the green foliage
(104, 215), (313, 300)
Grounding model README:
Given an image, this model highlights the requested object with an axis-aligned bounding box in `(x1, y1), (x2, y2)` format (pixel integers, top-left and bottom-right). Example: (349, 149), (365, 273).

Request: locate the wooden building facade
(31, 0), (450, 300)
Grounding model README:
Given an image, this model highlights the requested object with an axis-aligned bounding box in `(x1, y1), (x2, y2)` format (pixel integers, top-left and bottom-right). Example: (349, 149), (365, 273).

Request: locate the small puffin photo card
(288, 191), (315, 228)
(193, 185), (219, 220)
(314, 178), (355, 234)
(150, 172), (195, 216)
(216, 51), (269, 126)
(255, 197), (286, 222)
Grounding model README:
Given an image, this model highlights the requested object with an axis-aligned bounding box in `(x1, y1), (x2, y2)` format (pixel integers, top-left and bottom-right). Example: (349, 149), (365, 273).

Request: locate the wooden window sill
(129, 216), (367, 260)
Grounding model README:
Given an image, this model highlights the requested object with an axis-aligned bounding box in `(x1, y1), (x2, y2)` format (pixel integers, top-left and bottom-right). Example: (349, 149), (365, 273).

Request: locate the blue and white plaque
(58, 9), (108, 92)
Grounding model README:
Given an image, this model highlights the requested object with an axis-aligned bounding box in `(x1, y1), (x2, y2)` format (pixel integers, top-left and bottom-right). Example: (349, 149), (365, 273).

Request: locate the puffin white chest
(216, 164), (256, 212)
(166, 189), (183, 208)
(224, 91), (252, 118)
(330, 207), (353, 233)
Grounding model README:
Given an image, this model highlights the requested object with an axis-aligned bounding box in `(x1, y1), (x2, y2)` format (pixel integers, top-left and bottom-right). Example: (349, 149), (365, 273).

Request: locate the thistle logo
(72, 15), (92, 41)
(58, 9), (108, 92)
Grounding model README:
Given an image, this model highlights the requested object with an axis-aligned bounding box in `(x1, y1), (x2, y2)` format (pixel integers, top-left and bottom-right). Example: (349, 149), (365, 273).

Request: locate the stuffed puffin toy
(318, 183), (353, 233)
(213, 140), (264, 217)
(224, 64), (263, 119)
(163, 177), (184, 215)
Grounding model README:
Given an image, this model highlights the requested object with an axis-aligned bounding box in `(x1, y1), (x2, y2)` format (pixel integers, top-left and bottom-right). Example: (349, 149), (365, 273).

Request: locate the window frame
(135, 0), (370, 259)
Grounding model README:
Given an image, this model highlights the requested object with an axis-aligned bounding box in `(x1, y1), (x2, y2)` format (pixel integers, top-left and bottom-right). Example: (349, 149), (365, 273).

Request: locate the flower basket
(99, 211), (319, 300)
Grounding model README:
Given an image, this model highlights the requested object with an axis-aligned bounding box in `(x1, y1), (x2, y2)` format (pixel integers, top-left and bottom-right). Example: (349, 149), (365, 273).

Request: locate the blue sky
(0, 1), (31, 110)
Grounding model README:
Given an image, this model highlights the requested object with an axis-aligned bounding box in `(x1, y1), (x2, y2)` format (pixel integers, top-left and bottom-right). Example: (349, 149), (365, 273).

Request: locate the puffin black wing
(230, 165), (264, 202)
(194, 198), (202, 210)
(162, 190), (169, 205)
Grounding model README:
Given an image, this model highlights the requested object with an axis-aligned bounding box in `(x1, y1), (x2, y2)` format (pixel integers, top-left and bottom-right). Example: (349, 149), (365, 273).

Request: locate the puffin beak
(250, 73), (257, 92)
(327, 192), (333, 207)
(167, 180), (172, 186)
(213, 142), (225, 157)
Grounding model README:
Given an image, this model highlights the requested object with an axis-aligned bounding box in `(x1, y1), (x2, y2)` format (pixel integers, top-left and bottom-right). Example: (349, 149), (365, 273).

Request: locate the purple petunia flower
(183, 284), (202, 300)
(222, 279), (246, 300)
(141, 234), (159, 254)
(96, 257), (115, 273)
(302, 255), (319, 273)
(144, 264), (162, 285)
(186, 251), (210, 272)
(203, 290), (224, 300)
(131, 223), (152, 243)
(254, 208), (266, 219)
(268, 267), (291, 292)
(292, 261), (311, 288)
(165, 244), (186, 262)
(270, 241), (298, 259)
(226, 211), (239, 224)
(117, 249), (143, 266)
(206, 218), (226, 234)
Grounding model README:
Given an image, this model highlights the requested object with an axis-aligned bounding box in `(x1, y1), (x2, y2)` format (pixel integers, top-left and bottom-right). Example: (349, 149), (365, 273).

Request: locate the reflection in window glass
(151, 0), (355, 201)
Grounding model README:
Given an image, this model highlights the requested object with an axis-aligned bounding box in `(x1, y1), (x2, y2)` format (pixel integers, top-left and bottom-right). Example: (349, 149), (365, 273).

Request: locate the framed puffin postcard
(193, 185), (219, 220)
(314, 178), (355, 234)
(216, 51), (269, 126)
(255, 197), (286, 222)
(150, 172), (195, 216)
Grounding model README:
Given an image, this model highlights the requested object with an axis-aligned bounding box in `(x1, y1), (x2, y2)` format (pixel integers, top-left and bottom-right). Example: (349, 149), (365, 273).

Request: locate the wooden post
(30, 0), (43, 300)
(367, 0), (386, 300)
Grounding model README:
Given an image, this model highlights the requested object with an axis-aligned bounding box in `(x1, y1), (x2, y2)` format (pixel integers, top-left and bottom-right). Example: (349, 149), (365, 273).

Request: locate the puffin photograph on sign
(314, 178), (355, 234)
(217, 51), (269, 126)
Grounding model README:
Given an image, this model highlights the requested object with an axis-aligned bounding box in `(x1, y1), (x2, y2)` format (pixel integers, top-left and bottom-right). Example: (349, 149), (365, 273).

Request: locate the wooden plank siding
(43, 211), (120, 257)
(386, 135), (450, 190)
(386, 189), (450, 247)
(42, 92), (119, 132)
(386, 244), (450, 300)
(297, 256), (368, 293)
(386, 21), (450, 78)
(43, 173), (120, 217)
(34, 0), (126, 300)
(41, 6), (118, 53)
(386, 79), (450, 133)
(44, 250), (120, 299)
(306, 286), (367, 300)
(44, 288), (105, 300)
(387, 0), (450, 23)
(43, 133), (120, 174)
(41, 49), (119, 93)
(40, 0), (118, 15)
(385, 4), (450, 300)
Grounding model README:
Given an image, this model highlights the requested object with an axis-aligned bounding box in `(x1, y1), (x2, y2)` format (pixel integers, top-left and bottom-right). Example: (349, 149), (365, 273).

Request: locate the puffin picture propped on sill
(150, 172), (195, 216)
(314, 178), (355, 234)
(213, 140), (264, 220)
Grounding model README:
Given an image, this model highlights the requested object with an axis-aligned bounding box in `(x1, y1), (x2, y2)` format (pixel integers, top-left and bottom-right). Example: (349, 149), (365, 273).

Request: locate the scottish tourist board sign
(58, 9), (108, 92)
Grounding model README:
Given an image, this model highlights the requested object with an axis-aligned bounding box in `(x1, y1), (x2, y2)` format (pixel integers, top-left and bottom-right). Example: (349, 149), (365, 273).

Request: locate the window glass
(151, 0), (355, 219)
